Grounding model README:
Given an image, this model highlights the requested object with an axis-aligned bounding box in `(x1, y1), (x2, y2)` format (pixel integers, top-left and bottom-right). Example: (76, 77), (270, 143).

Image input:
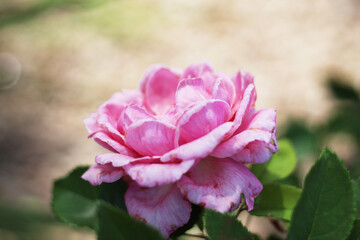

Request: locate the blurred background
(0, 0), (359, 239)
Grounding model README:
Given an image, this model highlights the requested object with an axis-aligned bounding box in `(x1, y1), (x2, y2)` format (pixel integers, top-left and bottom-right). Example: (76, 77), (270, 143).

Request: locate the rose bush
(82, 62), (278, 237)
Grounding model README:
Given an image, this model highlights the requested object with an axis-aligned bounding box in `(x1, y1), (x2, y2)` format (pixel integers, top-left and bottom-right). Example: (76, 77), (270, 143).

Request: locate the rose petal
(212, 77), (236, 106)
(175, 77), (211, 108)
(175, 100), (231, 145)
(232, 71), (256, 111)
(125, 183), (191, 238)
(122, 105), (155, 131)
(141, 65), (180, 115)
(182, 62), (216, 93)
(124, 159), (197, 187)
(230, 136), (277, 164)
(224, 84), (256, 139)
(239, 109), (277, 133)
(125, 120), (176, 156)
(211, 129), (272, 160)
(90, 131), (139, 157)
(95, 153), (136, 167)
(161, 122), (233, 162)
(82, 163), (124, 186)
(177, 157), (262, 212)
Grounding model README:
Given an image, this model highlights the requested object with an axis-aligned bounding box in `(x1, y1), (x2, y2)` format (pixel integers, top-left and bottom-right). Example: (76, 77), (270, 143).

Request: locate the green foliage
(169, 204), (203, 238)
(251, 139), (297, 185)
(347, 220), (360, 240)
(250, 184), (301, 221)
(354, 178), (360, 220)
(288, 148), (355, 240)
(0, 0), (106, 28)
(52, 166), (127, 229)
(327, 76), (359, 102)
(204, 209), (254, 240)
(52, 166), (100, 228)
(282, 121), (319, 156)
(96, 201), (164, 240)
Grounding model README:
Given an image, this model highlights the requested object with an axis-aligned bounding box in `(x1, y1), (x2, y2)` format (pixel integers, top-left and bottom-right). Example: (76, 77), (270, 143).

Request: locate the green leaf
(169, 204), (203, 238)
(52, 166), (100, 228)
(251, 139), (297, 184)
(353, 178), (360, 220)
(288, 148), (355, 240)
(51, 166), (128, 228)
(250, 184), (301, 221)
(96, 201), (164, 240)
(347, 220), (360, 240)
(204, 209), (254, 240)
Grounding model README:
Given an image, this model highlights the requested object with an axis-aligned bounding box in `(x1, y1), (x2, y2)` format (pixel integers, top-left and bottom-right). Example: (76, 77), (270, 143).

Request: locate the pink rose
(82, 62), (278, 237)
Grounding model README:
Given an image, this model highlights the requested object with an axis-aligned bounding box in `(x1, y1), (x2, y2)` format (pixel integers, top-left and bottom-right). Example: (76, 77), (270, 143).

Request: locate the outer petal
(141, 65), (180, 115)
(175, 78), (210, 108)
(175, 100), (231, 146)
(125, 183), (191, 238)
(161, 122), (233, 162)
(82, 163), (124, 186)
(238, 108), (277, 133)
(225, 109), (278, 163)
(211, 129), (272, 160)
(95, 153), (135, 167)
(90, 131), (139, 157)
(177, 157), (262, 212)
(125, 120), (176, 156)
(230, 136), (277, 164)
(124, 159), (197, 187)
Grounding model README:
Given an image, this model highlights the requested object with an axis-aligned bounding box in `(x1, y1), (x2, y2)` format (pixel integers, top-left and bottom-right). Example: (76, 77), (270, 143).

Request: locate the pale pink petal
(124, 159), (197, 187)
(140, 65), (180, 115)
(175, 78), (211, 108)
(230, 138), (277, 164)
(182, 62), (216, 93)
(82, 164), (124, 186)
(239, 109), (277, 133)
(125, 183), (191, 238)
(95, 153), (135, 167)
(84, 113), (100, 133)
(212, 77), (236, 106)
(161, 122), (233, 162)
(177, 157), (262, 212)
(175, 100), (231, 145)
(211, 129), (272, 161)
(122, 105), (155, 131)
(224, 84), (256, 139)
(232, 71), (257, 110)
(99, 90), (143, 134)
(90, 131), (139, 157)
(125, 120), (176, 156)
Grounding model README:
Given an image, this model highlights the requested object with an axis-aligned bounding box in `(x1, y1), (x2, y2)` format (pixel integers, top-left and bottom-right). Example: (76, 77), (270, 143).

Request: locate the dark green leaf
(288, 148), (355, 240)
(52, 166), (128, 228)
(52, 166), (100, 228)
(96, 201), (164, 240)
(170, 204), (203, 238)
(354, 179), (360, 220)
(327, 76), (359, 102)
(347, 220), (360, 240)
(250, 184), (301, 221)
(204, 209), (254, 240)
(251, 139), (297, 184)
(100, 180), (128, 212)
